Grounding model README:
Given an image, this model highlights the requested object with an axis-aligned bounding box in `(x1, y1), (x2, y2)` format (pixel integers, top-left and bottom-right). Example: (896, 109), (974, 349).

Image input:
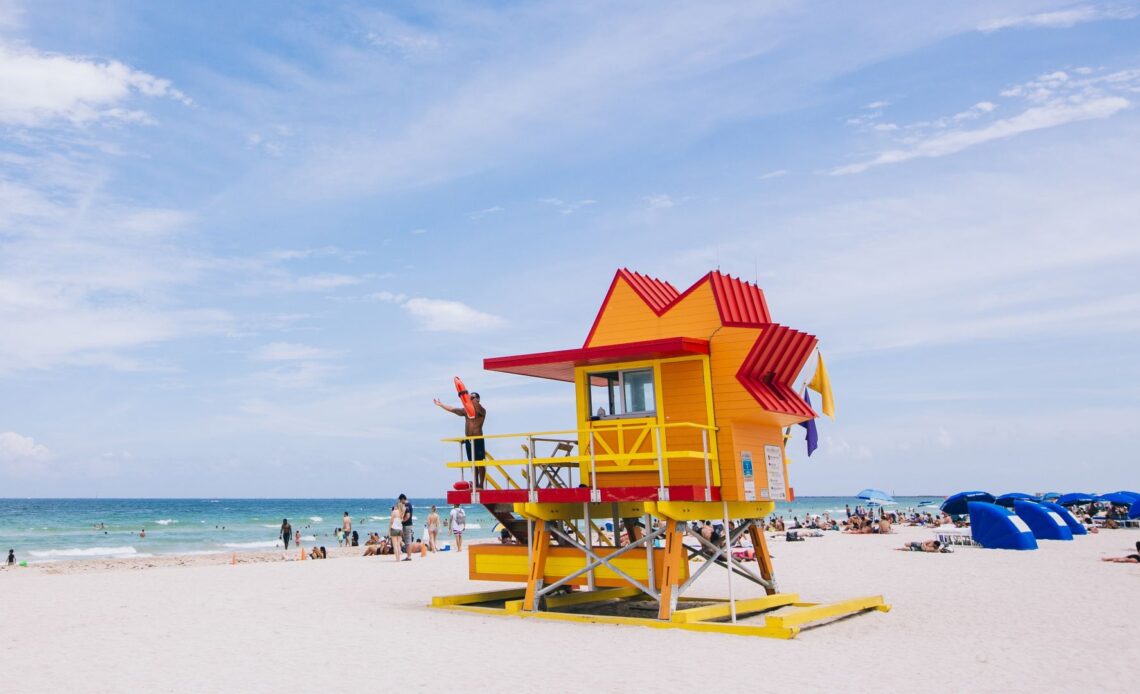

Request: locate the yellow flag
(807, 352), (835, 419)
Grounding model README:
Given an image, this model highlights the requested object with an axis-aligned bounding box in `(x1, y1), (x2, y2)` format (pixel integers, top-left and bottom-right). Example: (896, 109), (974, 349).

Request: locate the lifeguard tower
(431, 269), (888, 638)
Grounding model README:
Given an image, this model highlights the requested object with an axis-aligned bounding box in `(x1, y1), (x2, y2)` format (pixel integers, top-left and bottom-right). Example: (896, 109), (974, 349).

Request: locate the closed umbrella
(941, 491), (994, 515)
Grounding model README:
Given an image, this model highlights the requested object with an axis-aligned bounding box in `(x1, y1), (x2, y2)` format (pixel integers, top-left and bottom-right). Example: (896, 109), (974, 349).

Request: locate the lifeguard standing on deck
(433, 391), (486, 488)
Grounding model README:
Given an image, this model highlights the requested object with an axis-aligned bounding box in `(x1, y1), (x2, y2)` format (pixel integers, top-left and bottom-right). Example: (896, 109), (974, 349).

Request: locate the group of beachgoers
(275, 498), (470, 563)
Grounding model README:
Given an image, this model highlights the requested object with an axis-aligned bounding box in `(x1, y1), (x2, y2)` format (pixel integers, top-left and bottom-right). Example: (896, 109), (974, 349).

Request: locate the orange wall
(580, 276), (795, 498)
(587, 282), (722, 346)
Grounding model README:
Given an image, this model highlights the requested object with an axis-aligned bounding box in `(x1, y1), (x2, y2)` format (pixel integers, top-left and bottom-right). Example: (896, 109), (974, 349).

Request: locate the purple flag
(798, 389), (818, 456)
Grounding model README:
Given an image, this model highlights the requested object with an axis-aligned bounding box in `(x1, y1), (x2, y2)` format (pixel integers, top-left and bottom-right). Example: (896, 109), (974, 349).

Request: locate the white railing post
(723, 500), (736, 623)
(584, 501), (595, 590)
(527, 436), (536, 503)
(589, 431), (599, 503)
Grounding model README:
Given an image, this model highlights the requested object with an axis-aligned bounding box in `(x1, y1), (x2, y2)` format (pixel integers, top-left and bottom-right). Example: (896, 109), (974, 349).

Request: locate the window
(588, 367), (655, 418)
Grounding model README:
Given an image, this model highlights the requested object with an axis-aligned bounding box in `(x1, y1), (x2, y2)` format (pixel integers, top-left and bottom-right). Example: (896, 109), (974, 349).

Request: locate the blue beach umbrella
(1130, 502), (1140, 520)
(856, 488), (893, 502)
(1110, 490), (1140, 502)
(941, 491), (995, 516)
(1057, 493), (1096, 506)
(1096, 492), (1137, 505)
(995, 492), (1038, 508)
(1040, 492), (1061, 501)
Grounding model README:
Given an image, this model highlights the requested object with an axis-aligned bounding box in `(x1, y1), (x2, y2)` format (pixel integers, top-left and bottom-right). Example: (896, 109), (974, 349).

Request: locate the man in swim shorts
(449, 504), (466, 552)
(898, 540), (944, 553)
(434, 392), (487, 488)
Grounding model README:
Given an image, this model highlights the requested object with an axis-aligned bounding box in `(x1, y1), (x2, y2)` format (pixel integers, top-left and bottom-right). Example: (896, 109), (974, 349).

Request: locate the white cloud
(0, 431), (52, 476)
(834, 96), (1127, 174)
(833, 67), (1137, 175)
(255, 342), (339, 362)
(643, 193), (676, 210)
(402, 297), (505, 332)
(468, 205), (503, 220)
(0, 43), (190, 127)
(294, 274), (363, 290)
(410, 228), (428, 235)
(539, 197), (597, 214)
(864, 100), (890, 109)
(369, 291), (408, 304)
(367, 290), (504, 332)
(760, 169), (787, 179)
(978, 6), (1140, 32)
(266, 247), (356, 262)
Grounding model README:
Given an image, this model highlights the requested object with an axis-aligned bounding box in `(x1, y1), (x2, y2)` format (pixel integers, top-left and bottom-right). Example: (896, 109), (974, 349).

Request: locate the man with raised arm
(433, 392), (487, 489)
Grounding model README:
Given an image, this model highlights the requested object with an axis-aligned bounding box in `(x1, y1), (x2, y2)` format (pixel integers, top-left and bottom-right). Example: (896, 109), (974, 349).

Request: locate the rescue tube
(453, 376), (476, 418)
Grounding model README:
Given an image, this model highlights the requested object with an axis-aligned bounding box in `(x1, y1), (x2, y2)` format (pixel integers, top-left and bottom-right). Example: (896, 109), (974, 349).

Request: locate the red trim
(485, 337), (710, 383)
(582, 271), (624, 348)
(735, 324), (818, 420)
(447, 485), (725, 505)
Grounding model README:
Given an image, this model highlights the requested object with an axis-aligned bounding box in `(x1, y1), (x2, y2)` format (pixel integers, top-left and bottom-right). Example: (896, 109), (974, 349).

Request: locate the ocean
(0, 496), (944, 563)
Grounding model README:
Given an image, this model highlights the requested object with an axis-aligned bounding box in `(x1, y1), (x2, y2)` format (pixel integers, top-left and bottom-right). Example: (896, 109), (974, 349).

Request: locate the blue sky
(1, 1), (1138, 497)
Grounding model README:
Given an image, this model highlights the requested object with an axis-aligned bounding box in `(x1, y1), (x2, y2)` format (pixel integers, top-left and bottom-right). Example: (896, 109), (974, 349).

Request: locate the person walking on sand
(449, 504), (466, 552)
(433, 392), (487, 489)
(280, 518), (292, 550)
(398, 494), (414, 559)
(427, 506), (441, 552)
(389, 502), (406, 561)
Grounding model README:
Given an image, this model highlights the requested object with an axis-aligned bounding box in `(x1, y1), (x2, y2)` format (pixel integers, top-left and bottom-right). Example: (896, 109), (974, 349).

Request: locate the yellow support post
(656, 521), (686, 620)
(524, 520), (551, 611)
(748, 524), (776, 596)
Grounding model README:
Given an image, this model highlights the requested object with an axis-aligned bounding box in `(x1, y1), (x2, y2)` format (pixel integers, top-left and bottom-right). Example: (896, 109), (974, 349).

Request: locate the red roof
(584, 269), (772, 346)
(736, 324), (817, 419)
(708, 272), (771, 325)
(484, 337), (710, 383)
(619, 269), (679, 312)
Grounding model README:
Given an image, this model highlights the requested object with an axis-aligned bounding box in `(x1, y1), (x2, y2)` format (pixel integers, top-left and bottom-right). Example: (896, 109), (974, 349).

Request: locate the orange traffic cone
(300, 546), (305, 561)
(231, 552), (237, 565)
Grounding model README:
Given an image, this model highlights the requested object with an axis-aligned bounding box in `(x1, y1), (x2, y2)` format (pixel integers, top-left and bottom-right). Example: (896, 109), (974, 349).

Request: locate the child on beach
(6, 549), (13, 566)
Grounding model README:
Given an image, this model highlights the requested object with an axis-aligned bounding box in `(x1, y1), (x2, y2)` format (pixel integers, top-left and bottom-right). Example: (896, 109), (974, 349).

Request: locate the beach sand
(2, 526), (1136, 692)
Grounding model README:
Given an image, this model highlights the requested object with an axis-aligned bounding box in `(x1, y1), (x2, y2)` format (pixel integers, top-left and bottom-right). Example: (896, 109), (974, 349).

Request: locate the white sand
(2, 527), (1137, 692)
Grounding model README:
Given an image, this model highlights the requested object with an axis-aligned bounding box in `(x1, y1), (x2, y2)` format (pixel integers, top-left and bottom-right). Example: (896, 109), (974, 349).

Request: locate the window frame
(587, 366), (657, 419)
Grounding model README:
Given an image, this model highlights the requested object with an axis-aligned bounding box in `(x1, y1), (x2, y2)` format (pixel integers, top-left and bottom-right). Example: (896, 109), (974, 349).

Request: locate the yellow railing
(443, 421), (719, 493)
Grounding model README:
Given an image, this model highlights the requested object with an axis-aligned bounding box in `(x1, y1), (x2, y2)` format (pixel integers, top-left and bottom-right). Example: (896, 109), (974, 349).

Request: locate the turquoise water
(0, 496), (943, 563)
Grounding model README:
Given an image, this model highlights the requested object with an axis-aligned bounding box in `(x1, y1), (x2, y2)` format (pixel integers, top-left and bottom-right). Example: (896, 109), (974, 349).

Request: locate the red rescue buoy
(453, 376), (476, 418)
